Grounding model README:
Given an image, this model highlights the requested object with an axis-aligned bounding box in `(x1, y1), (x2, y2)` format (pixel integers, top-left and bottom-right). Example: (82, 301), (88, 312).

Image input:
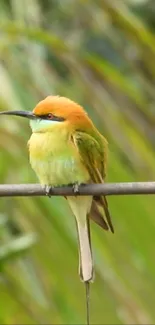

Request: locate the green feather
(73, 130), (114, 233)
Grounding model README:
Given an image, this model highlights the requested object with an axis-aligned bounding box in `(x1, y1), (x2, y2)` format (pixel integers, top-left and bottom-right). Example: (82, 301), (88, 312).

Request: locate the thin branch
(0, 182), (155, 197)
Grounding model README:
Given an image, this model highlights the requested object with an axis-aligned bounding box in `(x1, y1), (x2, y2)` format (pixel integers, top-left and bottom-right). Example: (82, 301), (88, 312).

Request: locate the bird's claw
(44, 185), (53, 198)
(72, 183), (80, 195)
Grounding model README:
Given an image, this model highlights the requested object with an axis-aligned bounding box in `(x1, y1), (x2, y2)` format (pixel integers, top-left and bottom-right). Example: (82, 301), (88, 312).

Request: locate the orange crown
(33, 96), (93, 130)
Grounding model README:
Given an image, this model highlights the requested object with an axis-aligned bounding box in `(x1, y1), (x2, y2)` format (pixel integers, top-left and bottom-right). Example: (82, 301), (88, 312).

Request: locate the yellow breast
(28, 128), (89, 186)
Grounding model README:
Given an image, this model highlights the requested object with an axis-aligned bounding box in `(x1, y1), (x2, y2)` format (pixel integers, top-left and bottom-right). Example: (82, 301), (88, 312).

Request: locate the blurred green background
(0, 0), (155, 324)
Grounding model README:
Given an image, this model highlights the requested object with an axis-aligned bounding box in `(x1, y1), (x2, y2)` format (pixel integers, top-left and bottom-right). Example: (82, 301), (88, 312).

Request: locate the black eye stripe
(37, 114), (65, 122)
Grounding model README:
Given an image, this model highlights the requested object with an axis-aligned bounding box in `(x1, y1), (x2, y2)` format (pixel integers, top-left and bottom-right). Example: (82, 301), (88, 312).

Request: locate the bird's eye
(47, 113), (53, 119)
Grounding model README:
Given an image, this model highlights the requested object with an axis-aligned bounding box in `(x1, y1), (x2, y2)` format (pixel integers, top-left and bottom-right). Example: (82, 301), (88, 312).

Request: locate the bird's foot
(72, 183), (80, 195)
(43, 185), (53, 198)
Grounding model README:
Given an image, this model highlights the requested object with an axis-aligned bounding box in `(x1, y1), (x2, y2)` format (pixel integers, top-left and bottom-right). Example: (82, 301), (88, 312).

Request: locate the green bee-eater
(0, 96), (114, 283)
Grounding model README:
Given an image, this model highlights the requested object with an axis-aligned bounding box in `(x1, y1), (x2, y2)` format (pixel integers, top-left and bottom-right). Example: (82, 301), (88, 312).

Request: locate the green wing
(73, 131), (114, 233)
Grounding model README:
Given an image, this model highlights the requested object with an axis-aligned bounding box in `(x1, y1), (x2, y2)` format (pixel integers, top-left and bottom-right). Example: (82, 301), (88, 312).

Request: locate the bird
(0, 95), (114, 284)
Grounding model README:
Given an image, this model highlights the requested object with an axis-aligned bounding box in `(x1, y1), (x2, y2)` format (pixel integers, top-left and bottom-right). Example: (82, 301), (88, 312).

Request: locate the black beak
(0, 110), (36, 119)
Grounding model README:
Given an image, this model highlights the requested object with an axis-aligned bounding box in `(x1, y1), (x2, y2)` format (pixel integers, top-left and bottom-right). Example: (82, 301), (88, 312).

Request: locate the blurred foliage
(0, 0), (155, 323)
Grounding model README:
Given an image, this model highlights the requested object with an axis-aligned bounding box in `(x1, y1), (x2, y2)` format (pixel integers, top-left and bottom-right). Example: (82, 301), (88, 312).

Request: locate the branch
(0, 182), (155, 197)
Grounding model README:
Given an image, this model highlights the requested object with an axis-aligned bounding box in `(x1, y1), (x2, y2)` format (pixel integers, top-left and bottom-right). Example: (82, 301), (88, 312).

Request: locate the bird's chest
(28, 132), (89, 186)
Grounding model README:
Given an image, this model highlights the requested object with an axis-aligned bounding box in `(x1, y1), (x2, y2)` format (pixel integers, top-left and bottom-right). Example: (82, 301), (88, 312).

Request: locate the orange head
(0, 95), (94, 133)
(32, 96), (93, 130)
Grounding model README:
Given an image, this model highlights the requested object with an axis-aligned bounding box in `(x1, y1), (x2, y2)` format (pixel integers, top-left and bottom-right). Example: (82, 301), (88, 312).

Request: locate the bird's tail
(67, 196), (93, 282)
(76, 214), (93, 282)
